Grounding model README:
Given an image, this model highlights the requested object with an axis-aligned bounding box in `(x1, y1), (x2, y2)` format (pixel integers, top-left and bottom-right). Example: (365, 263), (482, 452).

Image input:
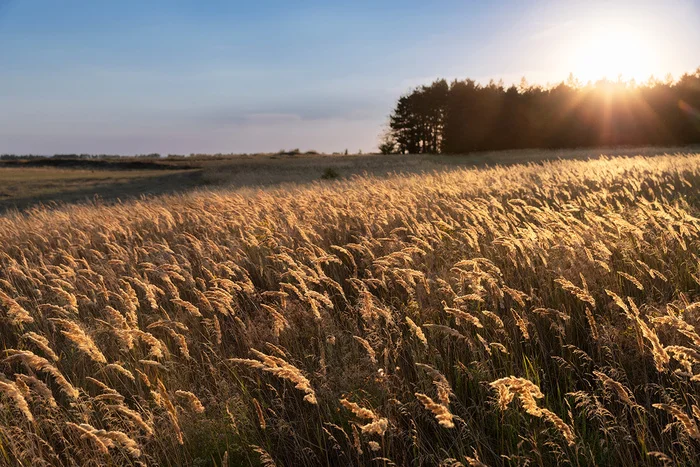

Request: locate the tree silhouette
(385, 68), (700, 154)
(389, 80), (449, 153)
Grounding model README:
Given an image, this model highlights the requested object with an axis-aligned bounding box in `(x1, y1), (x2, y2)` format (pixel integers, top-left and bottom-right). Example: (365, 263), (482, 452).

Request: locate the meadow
(0, 146), (690, 212)
(1, 152), (700, 466)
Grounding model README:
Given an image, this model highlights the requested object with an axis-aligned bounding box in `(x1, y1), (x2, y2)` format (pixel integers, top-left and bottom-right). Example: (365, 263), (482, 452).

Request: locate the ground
(0, 146), (694, 213)
(2, 150), (700, 465)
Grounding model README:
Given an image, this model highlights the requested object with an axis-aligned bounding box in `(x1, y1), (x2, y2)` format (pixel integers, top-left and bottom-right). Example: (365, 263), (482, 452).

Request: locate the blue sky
(1, 0), (698, 155)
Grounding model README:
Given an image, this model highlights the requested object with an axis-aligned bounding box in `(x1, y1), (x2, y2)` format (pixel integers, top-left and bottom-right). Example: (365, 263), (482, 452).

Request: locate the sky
(1, 0), (699, 155)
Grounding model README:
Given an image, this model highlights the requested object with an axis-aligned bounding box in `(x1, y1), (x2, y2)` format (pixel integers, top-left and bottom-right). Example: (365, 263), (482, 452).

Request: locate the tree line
(382, 69), (700, 154)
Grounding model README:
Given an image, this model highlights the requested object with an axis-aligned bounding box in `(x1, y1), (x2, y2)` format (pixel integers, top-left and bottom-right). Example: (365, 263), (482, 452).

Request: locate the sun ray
(571, 23), (661, 83)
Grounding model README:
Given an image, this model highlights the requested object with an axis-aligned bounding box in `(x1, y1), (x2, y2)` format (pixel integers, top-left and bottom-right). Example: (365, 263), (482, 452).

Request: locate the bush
(320, 167), (340, 179)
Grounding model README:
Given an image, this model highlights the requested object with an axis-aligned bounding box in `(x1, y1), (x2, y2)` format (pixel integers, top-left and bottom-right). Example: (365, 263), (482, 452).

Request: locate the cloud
(0, 114), (386, 155)
(199, 93), (392, 126)
(528, 20), (576, 41)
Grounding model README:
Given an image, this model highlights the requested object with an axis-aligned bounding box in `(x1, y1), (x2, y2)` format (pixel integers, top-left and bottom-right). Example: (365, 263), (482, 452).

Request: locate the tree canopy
(385, 69), (700, 154)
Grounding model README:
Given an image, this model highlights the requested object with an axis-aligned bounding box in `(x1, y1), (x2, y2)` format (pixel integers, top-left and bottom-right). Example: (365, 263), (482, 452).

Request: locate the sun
(571, 23), (660, 83)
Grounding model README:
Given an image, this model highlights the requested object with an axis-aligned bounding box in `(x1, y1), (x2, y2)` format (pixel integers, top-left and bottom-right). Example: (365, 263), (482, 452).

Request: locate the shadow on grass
(0, 170), (205, 214)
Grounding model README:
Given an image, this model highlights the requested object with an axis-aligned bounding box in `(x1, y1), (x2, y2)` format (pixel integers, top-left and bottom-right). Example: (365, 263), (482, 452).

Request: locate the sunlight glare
(571, 23), (660, 83)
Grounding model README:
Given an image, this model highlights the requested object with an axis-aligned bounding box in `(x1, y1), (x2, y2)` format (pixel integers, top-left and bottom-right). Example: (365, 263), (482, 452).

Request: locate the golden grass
(1, 153), (700, 465)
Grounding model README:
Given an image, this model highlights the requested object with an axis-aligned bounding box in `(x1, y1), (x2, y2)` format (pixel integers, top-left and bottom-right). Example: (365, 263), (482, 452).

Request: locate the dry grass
(0, 167), (194, 204)
(1, 146), (694, 213)
(1, 152), (700, 465)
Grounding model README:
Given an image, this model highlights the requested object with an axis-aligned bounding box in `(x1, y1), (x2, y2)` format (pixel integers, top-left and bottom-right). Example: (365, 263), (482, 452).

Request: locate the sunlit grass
(1, 153), (700, 465)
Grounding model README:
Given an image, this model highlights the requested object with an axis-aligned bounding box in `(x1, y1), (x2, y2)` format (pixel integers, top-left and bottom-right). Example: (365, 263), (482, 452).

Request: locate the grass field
(0, 166), (201, 213)
(1, 150), (700, 466)
(0, 146), (693, 212)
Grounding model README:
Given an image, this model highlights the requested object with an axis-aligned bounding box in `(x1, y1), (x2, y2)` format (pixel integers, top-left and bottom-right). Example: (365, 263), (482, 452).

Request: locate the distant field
(0, 146), (695, 212)
(1, 152), (700, 465)
(0, 167), (201, 212)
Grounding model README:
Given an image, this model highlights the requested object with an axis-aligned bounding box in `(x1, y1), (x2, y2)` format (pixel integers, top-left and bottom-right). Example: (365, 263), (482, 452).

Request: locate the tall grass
(1, 154), (700, 465)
